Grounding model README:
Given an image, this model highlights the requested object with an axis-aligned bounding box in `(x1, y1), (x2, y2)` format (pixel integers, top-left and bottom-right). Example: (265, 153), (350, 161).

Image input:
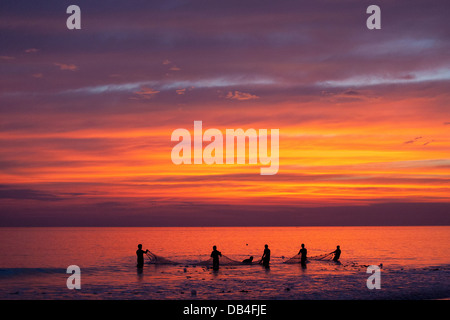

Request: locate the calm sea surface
(0, 226), (449, 300)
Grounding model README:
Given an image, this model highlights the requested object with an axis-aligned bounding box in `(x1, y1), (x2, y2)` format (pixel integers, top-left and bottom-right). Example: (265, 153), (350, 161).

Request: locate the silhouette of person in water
(261, 244), (271, 267)
(136, 244), (149, 268)
(242, 256), (253, 264)
(330, 245), (341, 262)
(210, 245), (222, 270)
(298, 243), (307, 267)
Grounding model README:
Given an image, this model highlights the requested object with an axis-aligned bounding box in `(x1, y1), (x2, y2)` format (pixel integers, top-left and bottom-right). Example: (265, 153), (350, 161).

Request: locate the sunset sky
(1, 0), (449, 226)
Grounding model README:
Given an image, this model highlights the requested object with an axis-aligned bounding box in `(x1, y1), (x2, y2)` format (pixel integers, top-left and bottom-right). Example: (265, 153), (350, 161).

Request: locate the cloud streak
(54, 63), (78, 71)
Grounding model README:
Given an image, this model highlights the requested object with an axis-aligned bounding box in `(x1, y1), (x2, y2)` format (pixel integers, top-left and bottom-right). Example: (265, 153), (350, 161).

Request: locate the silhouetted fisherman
(210, 245), (222, 270)
(298, 243), (307, 267)
(136, 244), (149, 268)
(330, 245), (341, 262)
(261, 244), (271, 267)
(242, 256), (253, 264)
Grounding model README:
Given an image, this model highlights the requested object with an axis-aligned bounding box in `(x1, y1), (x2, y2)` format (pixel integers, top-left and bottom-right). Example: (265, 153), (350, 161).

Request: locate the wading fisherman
(298, 243), (307, 267)
(136, 244), (149, 268)
(261, 244), (271, 268)
(210, 245), (222, 270)
(330, 245), (341, 262)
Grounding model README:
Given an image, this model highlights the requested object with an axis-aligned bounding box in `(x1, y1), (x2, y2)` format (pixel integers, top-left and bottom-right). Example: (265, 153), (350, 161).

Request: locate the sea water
(0, 226), (449, 299)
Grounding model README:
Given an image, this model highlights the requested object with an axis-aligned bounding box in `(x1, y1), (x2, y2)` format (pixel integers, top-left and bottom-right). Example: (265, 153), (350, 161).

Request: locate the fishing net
(146, 251), (179, 265)
(146, 251), (255, 266)
(146, 249), (338, 266)
(194, 255), (252, 266)
(283, 254), (302, 264)
(309, 252), (335, 261)
(283, 252), (334, 264)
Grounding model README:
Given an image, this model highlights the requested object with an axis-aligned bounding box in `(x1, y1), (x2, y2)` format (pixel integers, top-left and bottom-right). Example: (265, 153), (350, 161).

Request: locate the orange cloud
(226, 91), (259, 101)
(132, 86), (160, 99)
(54, 62), (78, 71)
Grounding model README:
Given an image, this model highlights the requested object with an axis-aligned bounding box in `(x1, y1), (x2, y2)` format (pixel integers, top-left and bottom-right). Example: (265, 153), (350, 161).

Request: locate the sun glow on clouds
(1, 94), (449, 207)
(1, 0), (450, 225)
